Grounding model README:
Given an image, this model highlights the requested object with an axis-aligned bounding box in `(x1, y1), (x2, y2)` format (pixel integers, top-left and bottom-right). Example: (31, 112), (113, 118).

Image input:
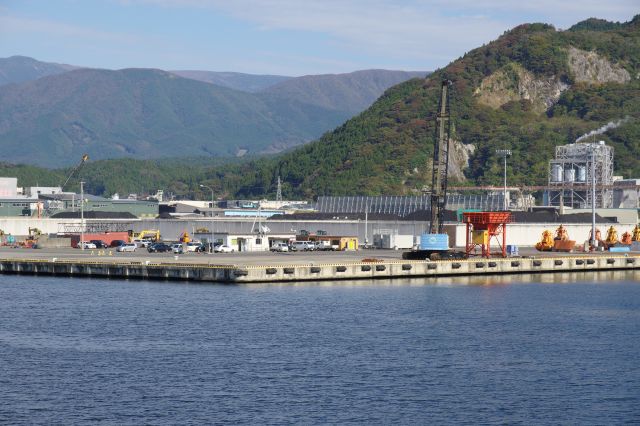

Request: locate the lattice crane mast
(429, 80), (452, 234)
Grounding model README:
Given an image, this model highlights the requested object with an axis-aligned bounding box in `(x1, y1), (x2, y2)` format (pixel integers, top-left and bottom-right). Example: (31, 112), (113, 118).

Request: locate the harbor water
(1, 272), (639, 424)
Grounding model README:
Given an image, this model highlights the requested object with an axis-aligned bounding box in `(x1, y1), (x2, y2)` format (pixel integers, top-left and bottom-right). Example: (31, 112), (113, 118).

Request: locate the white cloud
(0, 13), (148, 44)
(123, 0), (638, 66)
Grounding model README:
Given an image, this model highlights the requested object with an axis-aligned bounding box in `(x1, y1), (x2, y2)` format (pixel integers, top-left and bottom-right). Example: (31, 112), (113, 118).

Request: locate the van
(292, 241), (314, 252)
(271, 242), (289, 252)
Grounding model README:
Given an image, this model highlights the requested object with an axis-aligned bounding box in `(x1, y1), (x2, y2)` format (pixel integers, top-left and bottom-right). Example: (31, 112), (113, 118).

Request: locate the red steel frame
(463, 212), (512, 258)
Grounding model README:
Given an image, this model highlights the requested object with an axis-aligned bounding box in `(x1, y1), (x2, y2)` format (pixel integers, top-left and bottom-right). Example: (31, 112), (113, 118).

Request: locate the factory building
(545, 141), (614, 208)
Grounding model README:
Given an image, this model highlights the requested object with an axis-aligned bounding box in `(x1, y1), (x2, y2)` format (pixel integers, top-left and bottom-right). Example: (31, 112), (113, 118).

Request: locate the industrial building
(546, 141), (614, 208)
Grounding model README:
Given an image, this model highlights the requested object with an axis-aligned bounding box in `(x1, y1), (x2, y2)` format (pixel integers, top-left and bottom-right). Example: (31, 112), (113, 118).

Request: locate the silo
(564, 168), (575, 182)
(552, 165), (563, 182)
(577, 166), (586, 182)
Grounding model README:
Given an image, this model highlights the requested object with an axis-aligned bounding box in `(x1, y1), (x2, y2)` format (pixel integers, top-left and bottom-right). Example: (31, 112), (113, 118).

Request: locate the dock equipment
(463, 211), (512, 258)
(403, 80), (466, 261)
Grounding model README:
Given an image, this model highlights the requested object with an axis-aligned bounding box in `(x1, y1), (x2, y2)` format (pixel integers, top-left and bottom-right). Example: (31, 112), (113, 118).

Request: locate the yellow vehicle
(605, 226), (618, 246)
(129, 229), (160, 243)
(632, 225), (640, 242)
(535, 230), (554, 251)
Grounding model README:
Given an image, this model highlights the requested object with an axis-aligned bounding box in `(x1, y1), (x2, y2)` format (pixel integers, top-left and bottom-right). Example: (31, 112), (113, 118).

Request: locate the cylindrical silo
(552, 165), (563, 182)
(577, 166), (586, 182)
(565, 168), (575, 182)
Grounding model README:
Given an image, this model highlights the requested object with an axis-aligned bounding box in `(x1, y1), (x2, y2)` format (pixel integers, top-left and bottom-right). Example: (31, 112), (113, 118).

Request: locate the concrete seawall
(1, 255), (638, 283)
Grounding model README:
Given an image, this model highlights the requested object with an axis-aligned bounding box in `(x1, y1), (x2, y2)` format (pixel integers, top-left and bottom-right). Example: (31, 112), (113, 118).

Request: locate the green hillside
(202, 16), (640, 199)
(2, 16), (638, 200)
(0, 66), (424, 167)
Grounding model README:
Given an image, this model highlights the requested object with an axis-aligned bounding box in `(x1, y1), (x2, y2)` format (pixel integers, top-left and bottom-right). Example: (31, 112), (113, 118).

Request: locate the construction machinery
(535, 230), (554, 251)
(60, 154), (89, 191)
(552, 224), (575, 252)
(128, 229), (161, 243)
(403, 80), (466, 261)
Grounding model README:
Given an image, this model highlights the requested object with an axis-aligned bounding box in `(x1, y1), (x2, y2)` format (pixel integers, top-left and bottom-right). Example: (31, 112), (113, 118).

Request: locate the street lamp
(80, 181), (85, 251)
(199, 184), (214, 253)
(496, 149), (512, 210)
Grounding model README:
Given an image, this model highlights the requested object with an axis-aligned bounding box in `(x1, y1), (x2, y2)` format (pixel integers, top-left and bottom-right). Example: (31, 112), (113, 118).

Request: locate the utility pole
(496, 149), (512, 210)
(80, 181), (85, 251)
(199, 184), (214, 253)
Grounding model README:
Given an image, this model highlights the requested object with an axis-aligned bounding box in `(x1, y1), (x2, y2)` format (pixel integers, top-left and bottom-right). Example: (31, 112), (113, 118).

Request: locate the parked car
(171, 243), (184, 254)
(292, 241), (314, 252)
(186, 242), (202, 252)
(77, 241), (97, 249)
(90, 240), (108, 249)
(117, 243), (137, 252)
(110, 239), (127, 248)
(270, 243), (289, 252)
(147, 243), (172, 253)
(315, 240), (332, 251)
(214, 244), (234, 253)
(132, 239), (152, 248)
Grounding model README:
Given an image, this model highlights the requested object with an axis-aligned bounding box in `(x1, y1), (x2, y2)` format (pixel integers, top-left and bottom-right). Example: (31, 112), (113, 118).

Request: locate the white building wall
(451, 222), (637, 248)
(0, 218), (82, 236)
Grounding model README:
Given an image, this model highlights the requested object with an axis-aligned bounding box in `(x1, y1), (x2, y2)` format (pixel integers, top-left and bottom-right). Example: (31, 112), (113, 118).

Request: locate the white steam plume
(575, 117), (630, 143)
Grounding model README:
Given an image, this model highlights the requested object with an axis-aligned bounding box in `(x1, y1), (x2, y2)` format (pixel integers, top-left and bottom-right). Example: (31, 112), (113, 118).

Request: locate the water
(1, 271), (639, 424)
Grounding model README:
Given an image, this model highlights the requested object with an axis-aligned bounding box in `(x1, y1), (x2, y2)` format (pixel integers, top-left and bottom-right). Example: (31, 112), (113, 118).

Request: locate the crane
(429, 80), (452, 234)
(403, 80), (466, 260)
(60, 154), (89, 191)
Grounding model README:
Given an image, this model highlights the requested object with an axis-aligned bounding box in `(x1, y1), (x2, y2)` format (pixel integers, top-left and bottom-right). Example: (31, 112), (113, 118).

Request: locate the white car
(214, 244), (234, 253)
(186, 242), (202, 252)
(270, 243), (289, 252)
(292, 241), (314, 251)
(132, 239), (152, 248)
(78, 241), (97, 249)
(171, 243), (184, 254)
(117, 243), (137, 252)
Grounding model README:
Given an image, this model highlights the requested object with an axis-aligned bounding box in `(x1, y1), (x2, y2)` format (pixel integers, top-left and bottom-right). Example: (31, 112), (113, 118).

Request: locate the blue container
(420, 233), (449, 250)
(609, 246), (630, 252)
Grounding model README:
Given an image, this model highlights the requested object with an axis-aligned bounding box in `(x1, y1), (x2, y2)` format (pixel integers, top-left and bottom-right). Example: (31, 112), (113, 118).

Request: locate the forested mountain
(0, 56), (78, 86)
(0, 66), (423, 166)
(194, 15), (640, 199)
(3, 16), (638, 200)
(170, 70), (291, 92)
(261, 70), (426, 114)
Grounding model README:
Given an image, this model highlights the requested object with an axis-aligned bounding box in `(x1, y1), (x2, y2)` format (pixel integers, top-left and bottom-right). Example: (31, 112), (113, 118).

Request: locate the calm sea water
(1, 271), (639, 425)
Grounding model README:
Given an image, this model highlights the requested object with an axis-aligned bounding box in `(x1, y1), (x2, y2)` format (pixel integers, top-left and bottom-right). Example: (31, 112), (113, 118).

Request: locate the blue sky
(0, 0), (637, 76)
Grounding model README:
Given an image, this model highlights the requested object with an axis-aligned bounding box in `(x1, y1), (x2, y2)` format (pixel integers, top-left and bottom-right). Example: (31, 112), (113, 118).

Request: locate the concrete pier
(0, 254), (638, 283)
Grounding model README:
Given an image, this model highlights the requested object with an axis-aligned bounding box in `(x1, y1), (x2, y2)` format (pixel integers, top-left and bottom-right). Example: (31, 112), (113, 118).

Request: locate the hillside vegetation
(0, 65), (423, 166)
(2, 16), (639, 200)
(198, 15), (640, 199)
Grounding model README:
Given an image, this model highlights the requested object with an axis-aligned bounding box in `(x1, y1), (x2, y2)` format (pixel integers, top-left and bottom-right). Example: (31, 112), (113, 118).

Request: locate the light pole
(496, 149), (511, 210)
(199, 184), (214, 253)
(591, 144), (596, 249)
(80, 181), (85, 251)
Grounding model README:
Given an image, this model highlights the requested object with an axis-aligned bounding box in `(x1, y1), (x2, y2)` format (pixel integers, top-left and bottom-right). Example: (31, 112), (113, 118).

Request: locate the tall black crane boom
(428, 80), (452, 234)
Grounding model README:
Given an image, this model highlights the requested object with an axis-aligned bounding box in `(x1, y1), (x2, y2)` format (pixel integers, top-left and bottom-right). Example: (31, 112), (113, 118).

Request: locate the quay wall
(1, 255), (638, 284)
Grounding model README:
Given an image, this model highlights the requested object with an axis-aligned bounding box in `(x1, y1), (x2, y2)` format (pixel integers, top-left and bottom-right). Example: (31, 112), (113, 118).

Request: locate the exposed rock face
(448, 139), (475, 181)
(567, 47), (631, 84)
(474, 63), (568, 113)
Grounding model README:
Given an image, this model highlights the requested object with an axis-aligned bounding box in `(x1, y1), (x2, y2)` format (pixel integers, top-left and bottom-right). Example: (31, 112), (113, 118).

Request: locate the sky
(0, 0), (637, 76)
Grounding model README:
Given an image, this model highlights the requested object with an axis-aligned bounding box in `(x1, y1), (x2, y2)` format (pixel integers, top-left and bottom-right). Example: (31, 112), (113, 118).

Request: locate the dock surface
(0, 247), (638, 283)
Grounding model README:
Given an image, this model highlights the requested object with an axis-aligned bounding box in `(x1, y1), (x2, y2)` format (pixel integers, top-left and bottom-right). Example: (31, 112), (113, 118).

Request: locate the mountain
(170, 70), (291, 92)
(0, 56), (78, 86)
(0, 67), (426, 166)
(262, 70), (426, 113)
(193, 16), (640, 199)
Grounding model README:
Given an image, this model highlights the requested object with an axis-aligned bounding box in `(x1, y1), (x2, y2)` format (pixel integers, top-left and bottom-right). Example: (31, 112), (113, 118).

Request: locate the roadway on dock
(0, 246), (616, 267)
